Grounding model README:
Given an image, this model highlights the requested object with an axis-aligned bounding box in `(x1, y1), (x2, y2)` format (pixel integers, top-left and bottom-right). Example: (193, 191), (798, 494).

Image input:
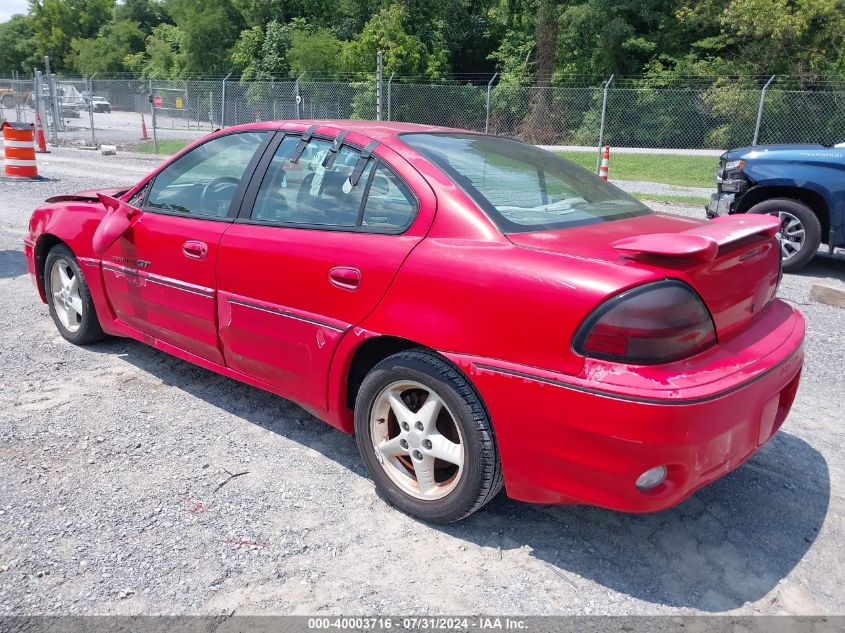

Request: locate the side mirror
(92, 193), (142, 256)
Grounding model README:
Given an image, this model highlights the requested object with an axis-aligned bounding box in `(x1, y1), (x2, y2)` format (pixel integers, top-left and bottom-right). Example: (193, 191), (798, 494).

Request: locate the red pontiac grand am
(24, 121), (805, 523)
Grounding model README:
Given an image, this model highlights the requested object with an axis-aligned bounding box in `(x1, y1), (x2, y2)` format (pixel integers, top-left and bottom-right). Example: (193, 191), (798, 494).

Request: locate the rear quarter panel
(358, 237), (661, 377)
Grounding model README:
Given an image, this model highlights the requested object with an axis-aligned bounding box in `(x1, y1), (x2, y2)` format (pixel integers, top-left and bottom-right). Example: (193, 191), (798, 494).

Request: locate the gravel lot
(1, 148), (843, 616)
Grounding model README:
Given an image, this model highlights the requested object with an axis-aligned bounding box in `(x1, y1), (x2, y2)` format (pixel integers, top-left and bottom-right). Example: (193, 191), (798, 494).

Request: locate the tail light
(573, 280), (716, 364)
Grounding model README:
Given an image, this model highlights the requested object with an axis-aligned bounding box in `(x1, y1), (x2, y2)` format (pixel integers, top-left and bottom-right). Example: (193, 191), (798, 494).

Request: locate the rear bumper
(446, 299), (805, 511)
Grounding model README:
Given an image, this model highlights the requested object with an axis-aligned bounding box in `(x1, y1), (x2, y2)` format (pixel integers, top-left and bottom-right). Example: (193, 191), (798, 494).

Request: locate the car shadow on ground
(0, 249), (27, 279)
(101, 337), (829, 613)
(797, 250), (845, 283)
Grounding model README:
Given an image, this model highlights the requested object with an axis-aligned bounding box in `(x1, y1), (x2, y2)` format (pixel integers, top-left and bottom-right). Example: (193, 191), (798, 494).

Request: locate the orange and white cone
(34, 112), (49, 153)
(2, 121), (43, 180)
(599, 145), (610, 181)
(140, 112), (150, 140)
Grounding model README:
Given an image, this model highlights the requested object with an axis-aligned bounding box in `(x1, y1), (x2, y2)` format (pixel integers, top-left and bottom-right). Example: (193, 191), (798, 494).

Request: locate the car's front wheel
(748, 198), (822, 272)
(44, 244), (107, 345)
(354, 349), (503, 523)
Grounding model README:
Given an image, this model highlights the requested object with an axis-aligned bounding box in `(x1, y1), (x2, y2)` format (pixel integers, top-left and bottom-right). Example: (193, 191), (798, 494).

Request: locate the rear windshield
(400, 133), (650, 233)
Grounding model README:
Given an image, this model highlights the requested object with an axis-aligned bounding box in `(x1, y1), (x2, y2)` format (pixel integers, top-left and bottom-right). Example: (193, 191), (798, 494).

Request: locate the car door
(216, 129), (436, 410)
(101, 131), (271, 363)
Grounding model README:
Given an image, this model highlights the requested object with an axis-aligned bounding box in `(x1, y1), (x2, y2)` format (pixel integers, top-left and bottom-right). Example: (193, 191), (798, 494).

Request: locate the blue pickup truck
(707, 144), (845, 271)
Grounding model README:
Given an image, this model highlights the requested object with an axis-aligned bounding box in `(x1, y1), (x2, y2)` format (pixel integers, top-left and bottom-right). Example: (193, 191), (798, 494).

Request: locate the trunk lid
(506, 213), (782, 341)
(45, 186), (129, 204)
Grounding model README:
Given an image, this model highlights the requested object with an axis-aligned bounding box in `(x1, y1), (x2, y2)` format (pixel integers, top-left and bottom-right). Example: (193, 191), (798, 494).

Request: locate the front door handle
(182, 240), (208, 260)
(329, 266), (361, 290)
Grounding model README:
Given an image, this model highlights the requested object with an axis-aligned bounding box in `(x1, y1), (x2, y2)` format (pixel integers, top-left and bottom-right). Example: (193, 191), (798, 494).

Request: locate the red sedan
(24, 121), (804, 523)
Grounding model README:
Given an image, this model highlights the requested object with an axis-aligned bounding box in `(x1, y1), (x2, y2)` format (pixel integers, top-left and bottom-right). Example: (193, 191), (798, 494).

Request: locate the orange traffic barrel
(2, 121), (42, 180)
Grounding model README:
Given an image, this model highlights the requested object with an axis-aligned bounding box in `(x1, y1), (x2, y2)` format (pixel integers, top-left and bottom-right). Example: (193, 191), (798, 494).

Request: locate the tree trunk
(535, 0), (558, 82)
(522, 0), (559, 143)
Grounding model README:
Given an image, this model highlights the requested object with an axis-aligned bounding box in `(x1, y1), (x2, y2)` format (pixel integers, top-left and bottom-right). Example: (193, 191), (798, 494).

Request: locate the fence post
(43, 56), (59, 143)
(87, 72), (97, 147)
(13, 70), (22, 121)
(295, 72), (305, 119)
(387, 72), (395, 120)
(753, 75), (776, 146)
(595, 74), (614, 174)
(149, 78), (158, 154)
(376, 50), (384, 121)
(221, 72), (232, 128)
(485, 72), (499, 133)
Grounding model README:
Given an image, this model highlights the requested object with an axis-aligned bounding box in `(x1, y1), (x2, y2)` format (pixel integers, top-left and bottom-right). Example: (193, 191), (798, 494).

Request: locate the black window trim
(138, 130), (276, 223)
(235, 130), (420, 235)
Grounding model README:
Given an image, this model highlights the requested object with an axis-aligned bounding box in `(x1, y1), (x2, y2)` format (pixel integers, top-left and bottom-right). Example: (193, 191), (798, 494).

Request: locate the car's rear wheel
(44, 244), (107, 345)
(748, 198), (821, 272)
(354, 349), (503, 523)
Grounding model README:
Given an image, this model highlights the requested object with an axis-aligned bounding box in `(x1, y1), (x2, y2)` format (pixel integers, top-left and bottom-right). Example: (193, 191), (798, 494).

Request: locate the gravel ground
(1, 149), (843, 616)
(614, 180), (712, 199)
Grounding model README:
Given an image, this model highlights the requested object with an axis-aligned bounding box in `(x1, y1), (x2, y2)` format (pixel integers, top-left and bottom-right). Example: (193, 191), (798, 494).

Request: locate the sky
(0, 0), (29, 23)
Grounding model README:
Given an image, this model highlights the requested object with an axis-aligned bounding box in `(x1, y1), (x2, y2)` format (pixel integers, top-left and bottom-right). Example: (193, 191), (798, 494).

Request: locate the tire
(354, 349), (503, 523)
(1, 94), (14, 108)
(748, 198), (822, 272)
(44, 244), (108, 345)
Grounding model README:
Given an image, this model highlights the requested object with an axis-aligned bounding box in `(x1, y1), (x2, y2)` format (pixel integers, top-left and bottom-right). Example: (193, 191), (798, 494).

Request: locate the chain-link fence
(2, 73), (844, 154)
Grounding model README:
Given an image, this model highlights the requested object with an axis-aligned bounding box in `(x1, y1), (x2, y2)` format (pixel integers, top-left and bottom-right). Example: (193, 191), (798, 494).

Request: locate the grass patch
(632, 192), (710, 206)
(557, 151), (717, 189)
(136, 139), (193, 155)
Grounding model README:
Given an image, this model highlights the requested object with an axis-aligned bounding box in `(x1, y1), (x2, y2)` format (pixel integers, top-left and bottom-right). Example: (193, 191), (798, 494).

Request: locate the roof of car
(226, 119), (481, 150)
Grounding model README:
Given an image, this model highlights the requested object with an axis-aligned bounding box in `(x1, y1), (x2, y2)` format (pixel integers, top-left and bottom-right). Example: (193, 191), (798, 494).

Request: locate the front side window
(145, 132), (267, 218)
(251, 136), (374, 227)
(401, 133), (650, 233)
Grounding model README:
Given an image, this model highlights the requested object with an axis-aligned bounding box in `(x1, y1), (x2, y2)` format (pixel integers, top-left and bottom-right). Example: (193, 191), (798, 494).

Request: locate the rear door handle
(329, 266), (361, 290)
(182, 240), (208, 260)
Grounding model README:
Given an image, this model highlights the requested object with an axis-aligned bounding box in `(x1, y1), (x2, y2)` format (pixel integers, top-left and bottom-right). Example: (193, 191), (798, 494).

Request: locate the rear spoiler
(612, 215), (780, 262)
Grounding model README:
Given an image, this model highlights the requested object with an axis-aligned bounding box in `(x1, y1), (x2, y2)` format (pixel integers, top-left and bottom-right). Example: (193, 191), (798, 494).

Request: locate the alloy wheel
(775, 210), (805, 261)
(50, 259), (83, 333)
(369, 380), (465, 501)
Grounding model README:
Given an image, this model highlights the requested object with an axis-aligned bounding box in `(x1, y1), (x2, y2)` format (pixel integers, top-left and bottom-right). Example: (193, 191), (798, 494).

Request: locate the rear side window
(251, 136), (373, 227)
(250, 135), (416, 232)
(361, 164), (416, 230)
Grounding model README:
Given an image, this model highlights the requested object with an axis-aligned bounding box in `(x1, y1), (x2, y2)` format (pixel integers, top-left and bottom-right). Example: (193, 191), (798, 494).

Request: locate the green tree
(289, 26), (344, 77)
(69, 19), (147, 74)
(28, 0), (115, 70)
(231, 19), (295, 80)
(165, 0), (244, 76)
(113, 0), (170, 34)
(343, 4), (448, 78)
(0, 14), (40, 73)
(125, 22), (186, 78)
